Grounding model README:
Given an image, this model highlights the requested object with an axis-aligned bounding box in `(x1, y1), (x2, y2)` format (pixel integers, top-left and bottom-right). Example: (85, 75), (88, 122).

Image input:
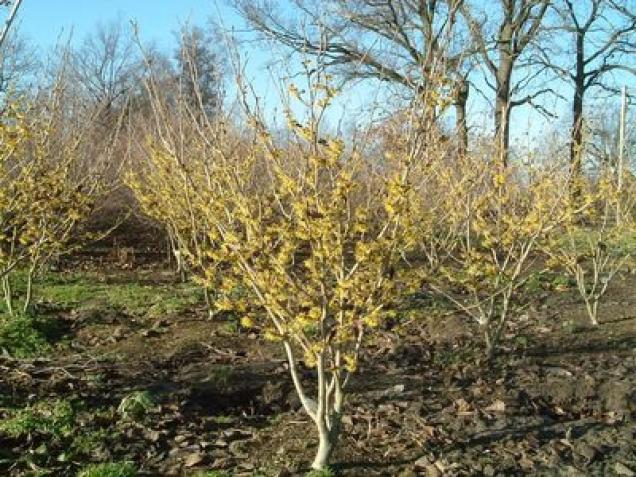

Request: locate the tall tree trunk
(495, 60), (513, 167)
(570, 31), (585, 198)
(454, 78), (469, 156)
(494, 16), (515, 168)
(0, 0), (23, 51)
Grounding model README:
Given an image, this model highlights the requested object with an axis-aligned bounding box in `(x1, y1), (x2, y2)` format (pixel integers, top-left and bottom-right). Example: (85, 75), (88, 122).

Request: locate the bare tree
(0, 0), (32, 101)
(176, 24), (225, 119)
(71, 19), (142, 124)
(0, 30), (38, 96)
(541, 0), (636, 189)
(462, 0), (551, 166)
(0, 0), (23, 51)
(587, 99), (635, 171)
(234, 0), (474, 154)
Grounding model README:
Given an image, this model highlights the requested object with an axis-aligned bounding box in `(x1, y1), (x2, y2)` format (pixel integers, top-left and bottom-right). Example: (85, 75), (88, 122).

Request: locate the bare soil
(1, 263), (635, 476)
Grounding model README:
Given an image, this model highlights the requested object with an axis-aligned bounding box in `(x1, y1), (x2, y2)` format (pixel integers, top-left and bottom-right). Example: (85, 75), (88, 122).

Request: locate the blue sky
(18, 0), (230, 51)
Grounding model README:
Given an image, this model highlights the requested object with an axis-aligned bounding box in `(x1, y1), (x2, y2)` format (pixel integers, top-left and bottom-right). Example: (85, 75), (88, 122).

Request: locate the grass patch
(190, 472), (231, 477)
(306, 468), (335, 477)
(0, 398), (122, 473)
(77, 462), (137, 477)
(71, 428), (114, 455)
(562, 227), (636, 256)
(524, 270), (577, 293)
(207, 366), (235, 387)
(0, 399), (75, 440)
(24, 271), (204, 317)
(117, 390), (156, 420)
(209, 415), (235, 425)
(0, 313), (54, 358)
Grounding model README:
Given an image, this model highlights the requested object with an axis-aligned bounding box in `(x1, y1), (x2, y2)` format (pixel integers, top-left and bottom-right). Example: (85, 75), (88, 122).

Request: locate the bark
(282, 343), (345, 470)
(283, 340), (318, 418)
(462, 1), (550, 168)
(166, 232), (173, 266)
(585, 298), (599, 326)
(570, 30), (585, 197)
(2, 275), (14, 316)
(236, 0), (472, 155)
(0, 0), (23, 51)
(484, 328), (494, 361)
(23, 265), (35, 313)
(203, 287), (214, 320)
(312, 426), (339, 470)
(561, 0), (636, 194)
(495, 26), (514, 167)
(174, 249), (187, 283)
(454, 78), (469, 155)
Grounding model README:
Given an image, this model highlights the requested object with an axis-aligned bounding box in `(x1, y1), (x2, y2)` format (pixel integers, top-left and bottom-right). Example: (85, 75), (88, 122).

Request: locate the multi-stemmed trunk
(481, 284), (514, 362)
(283, 341), (345, 470)
(312, 403), (342, 470)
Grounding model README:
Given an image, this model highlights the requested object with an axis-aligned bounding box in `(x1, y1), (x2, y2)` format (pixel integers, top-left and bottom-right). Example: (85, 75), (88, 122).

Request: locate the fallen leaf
(615, 462), (636, 476)
(484, 399), (506, 412)
(184, 452), (204, 468)
(454, 398), (473, 415)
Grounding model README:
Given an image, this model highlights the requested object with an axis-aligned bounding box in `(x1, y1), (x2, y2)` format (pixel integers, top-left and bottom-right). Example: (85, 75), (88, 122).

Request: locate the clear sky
(18, 0), (230, 51)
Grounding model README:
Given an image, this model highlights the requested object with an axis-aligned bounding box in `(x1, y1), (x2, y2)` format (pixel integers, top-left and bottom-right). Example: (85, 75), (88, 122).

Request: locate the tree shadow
(525, 333), (636, 358)
(333, 416), (614, 475)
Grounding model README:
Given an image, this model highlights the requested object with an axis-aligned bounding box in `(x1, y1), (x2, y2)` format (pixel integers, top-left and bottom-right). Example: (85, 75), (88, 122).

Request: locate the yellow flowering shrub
(131, 67), (418, 469)
(424, 156), (571, 359)
(0, 100), (101, 314)
(545, 172), (636, 326)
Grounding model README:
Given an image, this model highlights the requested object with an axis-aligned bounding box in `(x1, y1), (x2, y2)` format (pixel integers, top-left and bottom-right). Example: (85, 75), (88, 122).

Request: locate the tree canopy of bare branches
(234, 0), (474, 153)
(461, 0), (551, 166)
(539, 0), (636, 188)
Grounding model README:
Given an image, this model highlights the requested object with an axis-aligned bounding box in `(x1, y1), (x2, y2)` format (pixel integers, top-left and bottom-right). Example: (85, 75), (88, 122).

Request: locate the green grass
(77, 462), (137, 477)
(70, 428), (114, 455)
(305, 468), (335, 477)
(0, 312), (53, 358)
(208, 366), (235, 387)
(0, 399), (75, 441)
(556, 226), (636, 257)
(189, 472), (231, 477)
(524, 270), (577, 293)
(222, 316), (240, 334)
(208, 415), (234, 425)
(0, 398), (122, 472)
(117, 390), (156, 420)
(8, 270), (205, 317)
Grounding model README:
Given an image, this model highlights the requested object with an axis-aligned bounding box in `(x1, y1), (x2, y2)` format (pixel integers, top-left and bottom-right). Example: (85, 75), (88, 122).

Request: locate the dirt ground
(0, 262), (635, 476)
